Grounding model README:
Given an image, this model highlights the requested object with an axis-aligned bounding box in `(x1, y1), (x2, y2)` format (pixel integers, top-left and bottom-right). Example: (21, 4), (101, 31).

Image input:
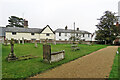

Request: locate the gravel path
(31, 46), (118, 78)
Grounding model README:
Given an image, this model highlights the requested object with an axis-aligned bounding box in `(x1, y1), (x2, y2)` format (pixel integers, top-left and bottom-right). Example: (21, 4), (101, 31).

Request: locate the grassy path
(31, 46), (118, 78)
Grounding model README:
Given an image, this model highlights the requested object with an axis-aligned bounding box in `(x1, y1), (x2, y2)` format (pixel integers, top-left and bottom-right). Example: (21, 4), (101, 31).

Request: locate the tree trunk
(105, 41), (107, 45)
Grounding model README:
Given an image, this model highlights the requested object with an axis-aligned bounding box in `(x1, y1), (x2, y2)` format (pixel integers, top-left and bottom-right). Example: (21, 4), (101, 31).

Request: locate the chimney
(77, 28), (79, 31)
(65, 26), (67, 30)
(24, 19), (28, 28)
(116, 22), (119, 27)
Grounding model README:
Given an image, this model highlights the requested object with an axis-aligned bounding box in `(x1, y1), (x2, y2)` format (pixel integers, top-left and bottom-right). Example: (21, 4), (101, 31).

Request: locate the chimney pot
(24, 19), (28, 28)
(65, 26), (67, 30)
(116, 22), (119, 27)
(77, 28), (79, 31)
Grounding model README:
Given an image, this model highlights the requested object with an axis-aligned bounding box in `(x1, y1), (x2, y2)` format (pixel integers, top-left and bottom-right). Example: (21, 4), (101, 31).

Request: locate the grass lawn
(2, 43), (107, 78)
(109, 47), (119, 79)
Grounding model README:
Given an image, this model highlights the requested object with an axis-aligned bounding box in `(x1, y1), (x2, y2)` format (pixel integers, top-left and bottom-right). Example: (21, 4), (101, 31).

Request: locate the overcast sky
(0, 0), (119, 33)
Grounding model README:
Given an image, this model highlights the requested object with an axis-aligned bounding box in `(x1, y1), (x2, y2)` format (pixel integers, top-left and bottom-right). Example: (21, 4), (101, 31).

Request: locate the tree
(95, 11), (118, 44)
(6, 16), (24, 28)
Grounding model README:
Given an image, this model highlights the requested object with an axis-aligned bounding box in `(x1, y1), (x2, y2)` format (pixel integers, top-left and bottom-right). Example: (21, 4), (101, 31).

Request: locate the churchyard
(2, 43), (107, 78)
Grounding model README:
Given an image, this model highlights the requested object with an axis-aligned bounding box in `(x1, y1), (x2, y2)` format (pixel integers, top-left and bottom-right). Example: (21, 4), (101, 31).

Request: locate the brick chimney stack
(65, 26), (67, 30)
(24, 19), (28, 28)
(77, 28), (79, 31)
(116, 22), (119, 27)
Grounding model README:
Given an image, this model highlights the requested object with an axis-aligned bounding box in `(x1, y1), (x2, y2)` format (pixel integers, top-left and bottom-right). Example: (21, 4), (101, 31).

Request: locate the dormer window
(31, 33), (34, 35)
(12, 32), (16, 35)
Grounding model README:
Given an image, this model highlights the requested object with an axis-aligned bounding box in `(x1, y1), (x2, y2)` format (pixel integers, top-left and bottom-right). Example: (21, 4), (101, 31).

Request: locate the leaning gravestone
(22, 37), (24, 44)
(6, 38), (18, 61)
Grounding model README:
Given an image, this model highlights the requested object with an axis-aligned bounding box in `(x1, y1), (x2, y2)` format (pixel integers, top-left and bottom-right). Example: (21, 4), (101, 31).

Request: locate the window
(46, 34), (50, 36)
(65, 33), (67, 36)
(12, 32), (16, 35)
(59, 39), (61, 41)
(59, 32), (61, 36)
(88, 34), (90, 37)
(76, 33), (78, 36)
(83, 34), (85, 37)
(31, 33), (34, 35)
(65, 39), (67, 41)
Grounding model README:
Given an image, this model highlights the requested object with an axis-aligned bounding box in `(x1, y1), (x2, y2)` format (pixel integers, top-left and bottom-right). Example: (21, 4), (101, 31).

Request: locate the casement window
(83, 34), (85, 37)
(88, 34), (90, 37)
(59, 32), (61, 36)
(12, 32), (16, 35)
(65, 33), (67, 36)
(76, 33), (78, 36)
(46, 34), (50, 36)
(31, 33), (34, 35)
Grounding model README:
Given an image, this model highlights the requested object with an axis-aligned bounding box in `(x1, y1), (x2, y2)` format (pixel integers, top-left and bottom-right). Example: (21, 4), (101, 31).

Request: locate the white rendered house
(55, 26), (92, 41)
(0, 25), (55, 43)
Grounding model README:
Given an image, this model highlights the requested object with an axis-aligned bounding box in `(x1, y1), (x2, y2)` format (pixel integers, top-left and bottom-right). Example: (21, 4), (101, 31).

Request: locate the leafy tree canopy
(95, 11), (118, 44)
(6, 16), (24, 28)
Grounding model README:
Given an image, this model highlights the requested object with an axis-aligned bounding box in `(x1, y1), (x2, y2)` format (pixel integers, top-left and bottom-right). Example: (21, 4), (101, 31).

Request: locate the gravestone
(43, 45), (51, 62)
(35, 40), (37, 48)
(53, 40), (56, 45)
(43, 45), (65, 63)
(18, 39), (20, 44)
(4, 38), (8, 46)
(6, 38), (17, 61)
(22, 37), (24, 44)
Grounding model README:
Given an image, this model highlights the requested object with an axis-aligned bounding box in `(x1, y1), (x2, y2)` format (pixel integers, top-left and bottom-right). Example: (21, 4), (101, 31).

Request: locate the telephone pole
(74, 22), (75, 42)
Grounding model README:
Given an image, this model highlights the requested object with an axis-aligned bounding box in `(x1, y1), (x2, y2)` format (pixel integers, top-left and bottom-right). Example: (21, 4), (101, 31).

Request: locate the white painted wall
(40, 26), (55, 40)
(6, 26), (55, 40)
(6, 32), (40, 40)
(56, 32), (92, 41)
(55, 32), (71, 41)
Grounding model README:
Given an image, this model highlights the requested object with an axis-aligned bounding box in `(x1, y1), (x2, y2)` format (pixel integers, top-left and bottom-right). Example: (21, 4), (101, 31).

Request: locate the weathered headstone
(53, 40), (56, 45)
(18, 39), (20, 44)
(6, 38), (17, 61)
(4, 38), (8, 46)
(43, 45), (65, 63)
(43, 45), (51, 62)
(35, 40), (37, 48)
(22, 37), (24, 44)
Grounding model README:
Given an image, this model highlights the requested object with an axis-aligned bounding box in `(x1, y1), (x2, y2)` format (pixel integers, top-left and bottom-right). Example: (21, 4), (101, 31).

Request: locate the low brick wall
(51, 50), (65, 62)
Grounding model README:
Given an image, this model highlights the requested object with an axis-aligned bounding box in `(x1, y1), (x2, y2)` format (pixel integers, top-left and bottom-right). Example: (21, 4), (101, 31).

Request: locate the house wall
(5, 26), (55, 41)
(55, 32), (71, 41)
(6, 32), (40, 40)
(81, 34), (92, 41)
(55, 32), (92, 41)
(40, 26), (55, 40)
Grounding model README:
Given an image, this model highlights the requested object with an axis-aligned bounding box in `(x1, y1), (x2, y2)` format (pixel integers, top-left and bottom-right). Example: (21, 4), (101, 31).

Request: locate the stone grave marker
(35, 40), (38, 48)
(43, 44), (51, 62)
(22, 37), (24, 44)
(6, 38), (18, 61)
(4, 38), (8, 46)
(18, 39), (20, 44)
